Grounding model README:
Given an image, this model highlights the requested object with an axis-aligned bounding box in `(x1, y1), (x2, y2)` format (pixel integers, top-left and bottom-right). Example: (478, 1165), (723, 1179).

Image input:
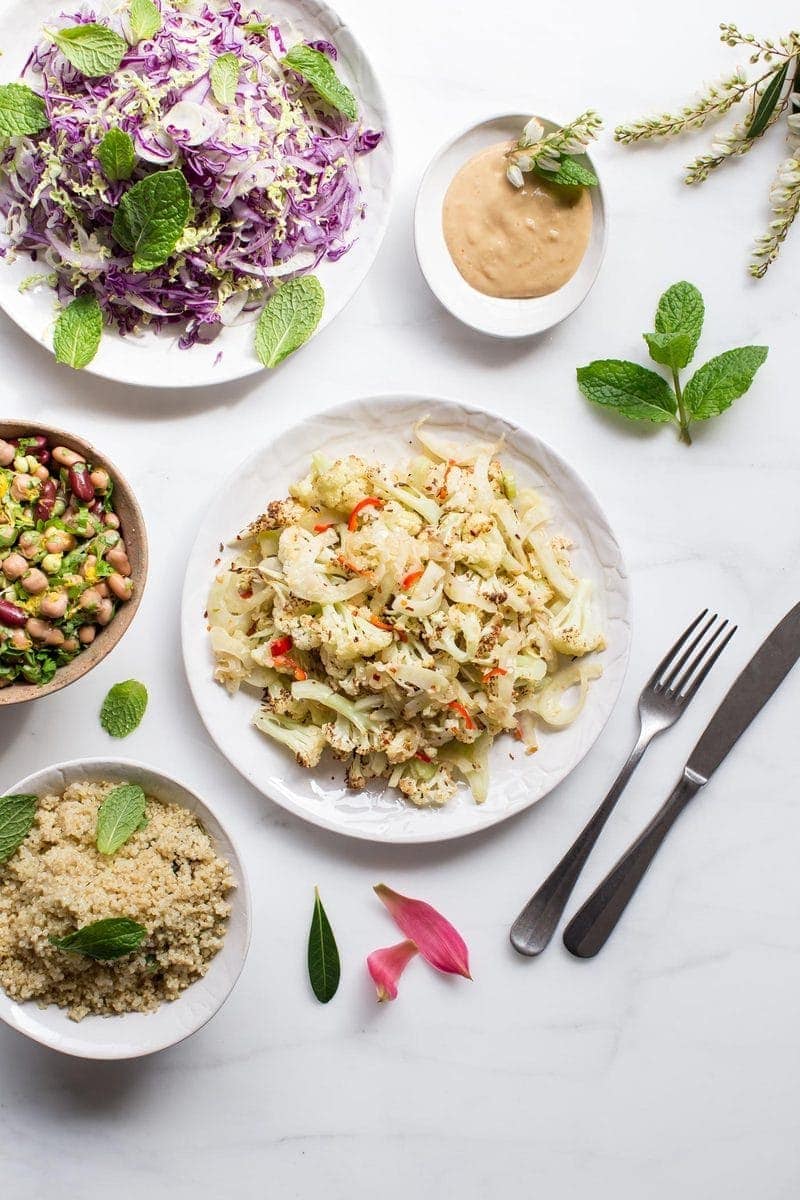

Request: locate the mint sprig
(129, 0), (162, 44)
(255, 276), (324, 367)
(577, 280), (768, 444)
(49, 917), (147, 961)
(282, 44), (358, 121)
(100, 680), (148, 738)
(53, 294), (103, 369)
(49, 23), (128, 78)
(210, 53), (240, 106)
(0, 83), (48, 140)
(97, 127), (136, 182)
(96, 783), (146, 855)
(0, 794), (37, 863)
(112, 169), (191, 271)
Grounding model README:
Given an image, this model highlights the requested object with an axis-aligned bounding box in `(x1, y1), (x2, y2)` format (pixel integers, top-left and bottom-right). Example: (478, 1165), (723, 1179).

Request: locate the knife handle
(562, 770), (704, 958)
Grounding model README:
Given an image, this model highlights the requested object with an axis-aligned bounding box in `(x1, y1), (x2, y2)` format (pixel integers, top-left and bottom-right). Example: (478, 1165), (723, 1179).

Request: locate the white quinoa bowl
(0, 759), (251, 1060)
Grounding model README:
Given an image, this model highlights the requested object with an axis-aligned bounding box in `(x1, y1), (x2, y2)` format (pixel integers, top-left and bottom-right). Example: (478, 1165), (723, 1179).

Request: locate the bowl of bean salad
(0, 423), (147, 704)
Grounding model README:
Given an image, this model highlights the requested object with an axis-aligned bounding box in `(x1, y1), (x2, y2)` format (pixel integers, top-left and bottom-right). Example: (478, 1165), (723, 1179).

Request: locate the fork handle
(510, 730), (650, 957)
(562, 770), (705, 958)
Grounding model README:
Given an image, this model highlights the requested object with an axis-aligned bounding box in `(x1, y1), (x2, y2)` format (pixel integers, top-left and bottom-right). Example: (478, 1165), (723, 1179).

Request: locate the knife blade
(563, 599), (800, 957)
(687, 598), (800, 783)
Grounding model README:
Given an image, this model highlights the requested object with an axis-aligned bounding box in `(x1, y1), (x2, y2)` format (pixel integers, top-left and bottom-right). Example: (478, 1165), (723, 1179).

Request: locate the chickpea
(10, 628), (30, 651)
(11, 474), (38, 502)
(34, 464), (50, 482)
(13, 456), (29, 474)
(52, 445), (82, 468)
(96, 598), (114, 626)
(20, 568), (48, 595)
(25, 617), (51, 642)
(78, 624), (96, 645)
(108, 573), (133, 602)
(44, 529), (75, 555)
(62, 637), (78, 654)
(0, 439), (15, 467)
(79, 587), (102, 613)
(106, 546), (132, 577)
(39, 591), (68, 620)
(41, 554), (63, 576)
(0, 524), (15, 549)
(90, 468), (110, 492)
(18, 531), (42, 560)
(2, 553), (28, 581)
(44, 627), (64, 647)
(103, 512), (120, 530)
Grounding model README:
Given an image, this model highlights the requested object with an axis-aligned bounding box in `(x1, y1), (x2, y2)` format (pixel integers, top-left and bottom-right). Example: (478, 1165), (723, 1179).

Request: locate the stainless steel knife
(563, 599), (800, 958)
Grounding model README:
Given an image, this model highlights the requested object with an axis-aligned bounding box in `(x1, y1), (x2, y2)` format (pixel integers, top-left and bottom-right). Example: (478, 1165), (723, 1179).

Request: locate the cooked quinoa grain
(0, 780), (234, 1021)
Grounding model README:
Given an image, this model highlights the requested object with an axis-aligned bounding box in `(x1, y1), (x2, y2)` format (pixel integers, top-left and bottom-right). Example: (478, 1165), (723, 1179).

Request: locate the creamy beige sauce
(442, 140), (593, 299)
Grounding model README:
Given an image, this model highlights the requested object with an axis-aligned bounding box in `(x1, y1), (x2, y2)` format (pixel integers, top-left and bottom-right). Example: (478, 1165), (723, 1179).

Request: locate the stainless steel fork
(509, 610), (737, 957)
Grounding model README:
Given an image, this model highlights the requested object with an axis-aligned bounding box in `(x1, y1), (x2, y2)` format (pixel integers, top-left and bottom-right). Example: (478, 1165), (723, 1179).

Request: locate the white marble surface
(2, 0), (800, 1195)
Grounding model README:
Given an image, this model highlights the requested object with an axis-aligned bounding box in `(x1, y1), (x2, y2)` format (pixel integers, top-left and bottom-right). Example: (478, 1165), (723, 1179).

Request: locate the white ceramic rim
(0, 0), (395, 388)
(0, 757), (253, 1060)
(413, 111), (608, 339)
(181, 392), (632, 844)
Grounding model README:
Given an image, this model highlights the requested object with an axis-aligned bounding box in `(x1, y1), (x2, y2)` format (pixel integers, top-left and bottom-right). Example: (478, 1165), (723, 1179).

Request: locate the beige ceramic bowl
(0, 422), (148, 705)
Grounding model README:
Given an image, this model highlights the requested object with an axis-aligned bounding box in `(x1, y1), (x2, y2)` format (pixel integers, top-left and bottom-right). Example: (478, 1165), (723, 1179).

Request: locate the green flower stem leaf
(50, 23), (128, 78)
(653, 281), (704, 366)
(96, 784), (146, 855)
(643, 330), (693, 371)
(53, 294), (103, 369)
(537, 157), (598, 187)
(255, 276), (324, 367)
(307, 887), (340, 1003)
(210, 53), (240, 106)
(129, 0), (162, 43)
(0, 794), (37, 863)
(282, 44), (358, 121)
(49, 917), (147, 961)
(577, 360), (677, 422)
(96, 126), (136, 181)
(0, 83), (49, 139)
(683, 345), (769, 419)
(112, 169), (191, 271)
(747, 59), (790, 140)
(100, 679), (148, 738)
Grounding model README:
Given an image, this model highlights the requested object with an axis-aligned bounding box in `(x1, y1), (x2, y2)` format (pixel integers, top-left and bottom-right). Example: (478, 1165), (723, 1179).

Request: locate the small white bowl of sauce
(414, 112), (607, 338)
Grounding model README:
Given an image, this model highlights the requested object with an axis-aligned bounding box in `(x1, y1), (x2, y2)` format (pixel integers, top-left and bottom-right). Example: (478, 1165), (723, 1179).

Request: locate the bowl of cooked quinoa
(0, 758), (251, 1059)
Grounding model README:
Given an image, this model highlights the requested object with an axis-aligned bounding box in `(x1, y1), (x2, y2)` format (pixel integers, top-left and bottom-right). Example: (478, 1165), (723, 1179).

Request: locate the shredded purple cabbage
(0, 1), (382, 348)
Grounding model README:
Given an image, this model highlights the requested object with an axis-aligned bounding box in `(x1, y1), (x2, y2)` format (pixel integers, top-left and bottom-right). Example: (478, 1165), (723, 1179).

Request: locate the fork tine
(678, 624), (737, 703)
(667, 618), (729, 696)
(647, 609), (708, 687)
(659, 611), (719, 691)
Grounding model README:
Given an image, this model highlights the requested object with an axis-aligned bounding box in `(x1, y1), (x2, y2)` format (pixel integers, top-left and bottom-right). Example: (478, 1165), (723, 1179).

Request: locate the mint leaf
(129, 0), (162, 43)
(577, 360), (676, 422)
(210, 53), (240, 106)
(683, 346), (768, 419)
(49, 917), (146, 961)
(747, 60), (789, 140)
(308, 887), (340, 1003)
(255, 276), (324, 367)
(50, 23), (128, 78)
(97, 127), (135, 182)
(53, 294), (103, 369)
(100, 679), (148, 738)
(0, 83), (48, 139)
(96, 784), (146, 855)
(0, 794), (37, 863)
(282, 44), (358, 121)
(643, 330), (693, 371)
(653, 281), (704, 367)
(538, 157), (598, 187)
(112, 170), (190, 271)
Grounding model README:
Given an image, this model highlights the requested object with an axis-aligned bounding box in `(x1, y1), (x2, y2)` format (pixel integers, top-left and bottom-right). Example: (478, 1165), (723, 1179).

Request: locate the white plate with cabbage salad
(0, 0), (392, 387)
(181, 395), (631, 843)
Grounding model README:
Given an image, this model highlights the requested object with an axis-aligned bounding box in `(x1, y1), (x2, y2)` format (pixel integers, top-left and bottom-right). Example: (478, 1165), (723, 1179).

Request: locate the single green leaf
(683, 345), (769, 419)
(243, 21), (269, 34)
(50, 23), (128, 78)
(129, 0), (162, 43)
(96, 126), (135, 182)
(653, 281), (704, 367)
(112, 169), (190, 271)
(282, 44), (358, 121)
(53, 294), (103, 369)
(0, 83), (48, 139)
(49, 917), (146, 961)
(100, 679), (148, 738)
(307, 887), (340, 1003)
(0, 794), (37, 863)
(577, 360), (676, 422)
(210, 53), (240, 106)
(643, 330), (693, 371)
(255, 276), (324, 367)
(747, 59), (790, 140)
(96, 784), (146, 855)
(536, 157), (598, 187)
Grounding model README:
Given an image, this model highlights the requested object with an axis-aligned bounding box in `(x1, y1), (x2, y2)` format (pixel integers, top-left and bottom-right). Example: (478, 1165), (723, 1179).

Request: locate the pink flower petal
(374, 884), (472, 980)
(366, 939), (418, 1002)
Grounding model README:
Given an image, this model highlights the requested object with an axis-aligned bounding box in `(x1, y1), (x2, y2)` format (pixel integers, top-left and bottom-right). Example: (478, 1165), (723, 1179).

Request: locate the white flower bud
(506, 164), (524, 188)
(522, 117), (544, 145)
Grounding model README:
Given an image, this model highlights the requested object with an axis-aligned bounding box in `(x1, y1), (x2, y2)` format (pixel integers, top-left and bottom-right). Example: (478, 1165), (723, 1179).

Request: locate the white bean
(78, 624), (96, 645)
(2, 553), (27, 581)
(108, 573), (133, 602)
(21, 568), (48, 595)
(52, 445), (82, 468)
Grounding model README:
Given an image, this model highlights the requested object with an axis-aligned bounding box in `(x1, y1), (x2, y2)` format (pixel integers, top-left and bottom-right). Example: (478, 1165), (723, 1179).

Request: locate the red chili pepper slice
(347, 496), (384, 532)
(270, 635), (293, 658)
(313, 522), (334, 533)
(448, 700), (476, 730)
(401, 568), (425, 590)
(415, 750), (432, 763)
(481, 667), (507, 682)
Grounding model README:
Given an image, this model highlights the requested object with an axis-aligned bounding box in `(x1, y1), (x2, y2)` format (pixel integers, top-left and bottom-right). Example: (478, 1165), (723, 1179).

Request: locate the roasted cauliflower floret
(252, 711), (326, 768)
(548, 579), (606, 657)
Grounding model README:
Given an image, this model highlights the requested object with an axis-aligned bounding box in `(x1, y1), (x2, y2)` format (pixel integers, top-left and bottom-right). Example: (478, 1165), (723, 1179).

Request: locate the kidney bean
(0, 599), (27, 628)
(35, 479), (57, 522)
(68, 462), (94, 502)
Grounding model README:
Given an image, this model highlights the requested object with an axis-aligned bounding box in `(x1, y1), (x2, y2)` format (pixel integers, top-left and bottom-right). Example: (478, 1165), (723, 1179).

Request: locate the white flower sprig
(505, 111), (602, 188)
(615, 22), (800, 277)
